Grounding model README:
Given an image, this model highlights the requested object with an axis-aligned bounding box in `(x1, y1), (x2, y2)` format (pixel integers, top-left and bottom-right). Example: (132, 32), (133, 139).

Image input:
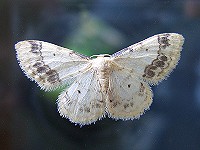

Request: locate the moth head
(90, 54), (111, 59)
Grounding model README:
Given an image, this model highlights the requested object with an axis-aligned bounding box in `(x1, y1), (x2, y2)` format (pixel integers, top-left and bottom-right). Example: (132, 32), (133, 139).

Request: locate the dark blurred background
(1, 0), (200, 150)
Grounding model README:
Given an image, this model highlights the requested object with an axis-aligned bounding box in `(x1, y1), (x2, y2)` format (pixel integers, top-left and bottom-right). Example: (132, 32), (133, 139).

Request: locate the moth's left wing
(111, 33), (184, 84)
(15, 40), (90, 91)
(57, 69), (105, 125)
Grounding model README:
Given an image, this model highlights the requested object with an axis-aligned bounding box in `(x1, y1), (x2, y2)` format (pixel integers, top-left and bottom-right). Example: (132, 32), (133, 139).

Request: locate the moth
(15, 33), (184, 125)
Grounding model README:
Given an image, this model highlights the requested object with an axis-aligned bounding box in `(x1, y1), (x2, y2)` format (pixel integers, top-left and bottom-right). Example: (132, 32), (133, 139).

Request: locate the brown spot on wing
(143, 49), (170, 80)
(96, 103), (101, 108)
(124, 103), (129, 109)
(153, 60), (165, 68)
(46, 70), (60, 83)
(85, 107), (90, 113)
(28, 41), (42, 54)
(37, 65), (50, 73)
(146, 70), (155, 77)
(159, 55), (168, 61)
(158, 34), (170, 49)
(33, 62), (43, 68)
(148, 65), (157, 70)
(144, 67), (156, 78)
(139, 83), (145, 96)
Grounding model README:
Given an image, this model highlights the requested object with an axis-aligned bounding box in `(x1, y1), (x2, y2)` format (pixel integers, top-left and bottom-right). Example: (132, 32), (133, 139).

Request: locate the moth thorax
(92, 57), (111, 93)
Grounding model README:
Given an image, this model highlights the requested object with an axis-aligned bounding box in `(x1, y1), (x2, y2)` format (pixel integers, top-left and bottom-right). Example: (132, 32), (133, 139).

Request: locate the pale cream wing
(107, 68), (153, 119)
(57, 69), (105, 125)
(111, 33), (184, 84)
(15, 40), (90, 91)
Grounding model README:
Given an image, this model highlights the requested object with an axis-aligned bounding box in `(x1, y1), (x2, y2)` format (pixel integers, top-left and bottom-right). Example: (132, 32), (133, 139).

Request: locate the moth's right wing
(15, 40), (91, 91)
(107, 68), (153, 120)
(111, 33), (184, 84)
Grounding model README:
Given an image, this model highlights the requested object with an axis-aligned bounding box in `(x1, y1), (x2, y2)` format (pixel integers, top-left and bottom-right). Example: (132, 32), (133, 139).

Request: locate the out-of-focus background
(1, 0), (200, 150)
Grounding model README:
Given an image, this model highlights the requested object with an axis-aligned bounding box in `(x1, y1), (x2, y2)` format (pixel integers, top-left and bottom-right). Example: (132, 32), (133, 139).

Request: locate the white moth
(15, 33), (184, 125)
